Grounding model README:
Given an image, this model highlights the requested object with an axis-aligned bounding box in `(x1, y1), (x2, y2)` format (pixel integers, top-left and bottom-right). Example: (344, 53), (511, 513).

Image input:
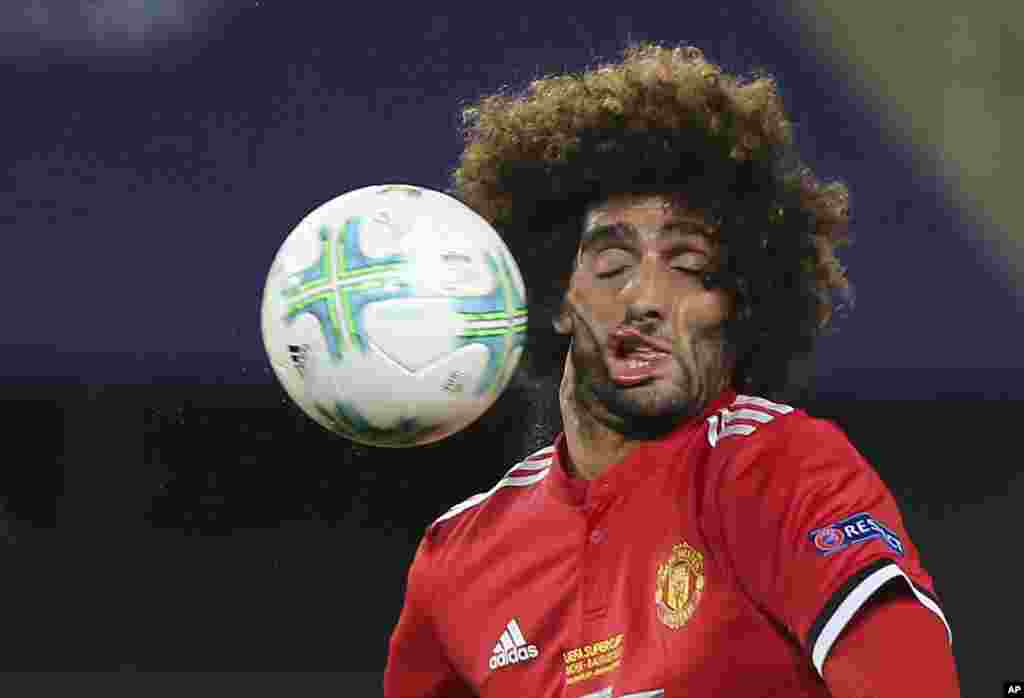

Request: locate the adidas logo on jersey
(489, 619), (539, 670)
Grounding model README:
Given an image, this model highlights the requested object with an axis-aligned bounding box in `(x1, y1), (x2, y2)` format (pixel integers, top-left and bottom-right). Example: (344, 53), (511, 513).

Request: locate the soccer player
(384, 44), (960, 697)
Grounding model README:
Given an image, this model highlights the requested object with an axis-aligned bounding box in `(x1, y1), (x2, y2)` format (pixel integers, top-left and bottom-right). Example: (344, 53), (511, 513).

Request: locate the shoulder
(704, 393), (880, 504)
(706, 392), (853, 461)
(705, 393), (804, 449)
(424, 444), (555, 544)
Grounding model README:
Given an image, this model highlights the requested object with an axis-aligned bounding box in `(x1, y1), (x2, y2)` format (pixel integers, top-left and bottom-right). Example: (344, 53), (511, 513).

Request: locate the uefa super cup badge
(655, 542), (705, 630)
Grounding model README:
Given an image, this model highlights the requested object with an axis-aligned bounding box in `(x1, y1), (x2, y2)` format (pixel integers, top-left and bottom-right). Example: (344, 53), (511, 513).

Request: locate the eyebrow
(579, 220), (715, 250)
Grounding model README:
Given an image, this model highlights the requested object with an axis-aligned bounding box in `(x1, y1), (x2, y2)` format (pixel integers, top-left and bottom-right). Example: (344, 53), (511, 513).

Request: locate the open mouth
(606, 332), (674, 386)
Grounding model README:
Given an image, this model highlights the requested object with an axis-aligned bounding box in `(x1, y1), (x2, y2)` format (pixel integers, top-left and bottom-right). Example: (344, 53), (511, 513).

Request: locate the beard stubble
(566, 312), (732, 441)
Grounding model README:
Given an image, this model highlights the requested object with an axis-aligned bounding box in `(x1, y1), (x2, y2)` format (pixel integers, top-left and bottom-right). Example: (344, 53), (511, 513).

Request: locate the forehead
(584, 193), (714, 234)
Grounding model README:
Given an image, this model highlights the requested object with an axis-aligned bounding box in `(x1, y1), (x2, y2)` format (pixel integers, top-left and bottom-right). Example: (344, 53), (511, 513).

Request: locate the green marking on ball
(285, 289), (344, 359)
(282, 226), (333, 298)
(340, 263), (404, 281)
(461, 309), (528, 321)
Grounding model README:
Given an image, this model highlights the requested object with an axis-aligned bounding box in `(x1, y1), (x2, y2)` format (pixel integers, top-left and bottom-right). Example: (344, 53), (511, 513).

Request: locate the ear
(552, 297), (574, 335)
(554, 249), (582, 336)
(558, 337), (576, 407)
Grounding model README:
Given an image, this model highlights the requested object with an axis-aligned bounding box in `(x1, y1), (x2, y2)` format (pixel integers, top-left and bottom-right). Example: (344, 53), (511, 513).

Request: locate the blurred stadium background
(791, 0), (1024, 293)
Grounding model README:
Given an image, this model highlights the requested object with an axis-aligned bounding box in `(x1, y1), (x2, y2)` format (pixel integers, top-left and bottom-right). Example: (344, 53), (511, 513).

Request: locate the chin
(586, 375), (705, 439)
(617, 379), (683, 411)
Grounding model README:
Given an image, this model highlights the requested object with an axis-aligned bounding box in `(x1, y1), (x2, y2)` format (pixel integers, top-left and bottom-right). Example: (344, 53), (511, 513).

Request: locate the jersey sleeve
(708, 414), (952, 678)
(383, 534), (475, 698)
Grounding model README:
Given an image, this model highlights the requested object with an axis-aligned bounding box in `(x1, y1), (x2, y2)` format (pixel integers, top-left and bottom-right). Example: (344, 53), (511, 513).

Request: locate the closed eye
(593, 247), (635, 278)
(670, 252), (709, 275)
(591, 250), (709, 279)
(596, 264), (705, 279)
(595, 267), (629, 279)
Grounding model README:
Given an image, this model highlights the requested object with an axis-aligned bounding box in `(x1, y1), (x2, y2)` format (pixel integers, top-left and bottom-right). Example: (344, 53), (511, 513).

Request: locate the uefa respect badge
(808, 512), (904, 557)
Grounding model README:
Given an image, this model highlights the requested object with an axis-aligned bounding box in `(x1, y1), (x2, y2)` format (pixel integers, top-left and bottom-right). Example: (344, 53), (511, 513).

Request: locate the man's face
(555, 193), (734, 438)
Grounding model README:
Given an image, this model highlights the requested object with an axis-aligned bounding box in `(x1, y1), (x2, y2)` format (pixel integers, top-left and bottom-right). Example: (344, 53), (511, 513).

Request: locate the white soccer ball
(260, 184), (528, 448)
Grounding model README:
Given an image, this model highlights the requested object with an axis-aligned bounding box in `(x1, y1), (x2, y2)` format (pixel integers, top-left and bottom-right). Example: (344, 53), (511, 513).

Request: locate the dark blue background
(4, 1), (1020, 394)
(1, 2), (1016, 694)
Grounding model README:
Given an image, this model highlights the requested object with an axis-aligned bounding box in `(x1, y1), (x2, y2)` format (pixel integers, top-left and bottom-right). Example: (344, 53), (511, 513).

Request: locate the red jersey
(384, 388), (951, 697)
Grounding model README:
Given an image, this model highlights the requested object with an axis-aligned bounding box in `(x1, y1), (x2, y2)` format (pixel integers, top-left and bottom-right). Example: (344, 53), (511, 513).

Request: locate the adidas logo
(489, 619), (539, 670)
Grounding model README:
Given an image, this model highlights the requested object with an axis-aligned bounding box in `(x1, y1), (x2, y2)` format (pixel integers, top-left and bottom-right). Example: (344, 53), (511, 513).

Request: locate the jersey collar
(545, 387), (737, 508)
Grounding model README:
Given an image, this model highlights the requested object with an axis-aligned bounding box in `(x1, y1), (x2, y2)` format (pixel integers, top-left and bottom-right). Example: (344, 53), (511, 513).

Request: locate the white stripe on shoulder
(733, 394), (795, 414)
(722, 407), (776, 424)
(513, 460), (551, 472)
(431, 451), (553, 528)
(523, 445), (556, 461)
(706, 394), (796, 447)
(517, 444), (555, 469)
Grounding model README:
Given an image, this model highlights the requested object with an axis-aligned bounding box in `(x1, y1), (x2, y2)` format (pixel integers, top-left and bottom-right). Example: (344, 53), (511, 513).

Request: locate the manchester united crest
(655, 541), (705, 629)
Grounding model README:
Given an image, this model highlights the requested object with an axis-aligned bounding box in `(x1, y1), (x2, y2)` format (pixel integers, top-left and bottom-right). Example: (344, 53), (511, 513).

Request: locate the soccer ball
(260, 184), (528, 448)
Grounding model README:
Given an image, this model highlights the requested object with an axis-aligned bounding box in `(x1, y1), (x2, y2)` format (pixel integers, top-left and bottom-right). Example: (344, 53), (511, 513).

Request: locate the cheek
(672, 290), (732, 336)
(566, 277), (622, 325)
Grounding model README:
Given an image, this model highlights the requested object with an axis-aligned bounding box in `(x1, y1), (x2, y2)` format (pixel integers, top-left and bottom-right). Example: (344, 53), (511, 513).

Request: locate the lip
(608, 327), (674, 355)
(605, 327), (675, 387)
(606, 352), (673, 386)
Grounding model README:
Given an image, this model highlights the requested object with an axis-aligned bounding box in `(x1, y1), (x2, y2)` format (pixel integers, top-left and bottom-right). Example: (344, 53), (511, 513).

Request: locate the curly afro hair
(450, 43), (854, 400)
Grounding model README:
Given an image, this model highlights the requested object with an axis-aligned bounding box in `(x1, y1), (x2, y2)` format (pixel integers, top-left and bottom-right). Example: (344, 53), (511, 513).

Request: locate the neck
(558, 375), (732, 481)
(560, 400), (642, 480)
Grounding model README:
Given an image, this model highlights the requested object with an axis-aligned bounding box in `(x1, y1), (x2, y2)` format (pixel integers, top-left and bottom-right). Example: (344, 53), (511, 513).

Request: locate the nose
(621, 255), (671, 323)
